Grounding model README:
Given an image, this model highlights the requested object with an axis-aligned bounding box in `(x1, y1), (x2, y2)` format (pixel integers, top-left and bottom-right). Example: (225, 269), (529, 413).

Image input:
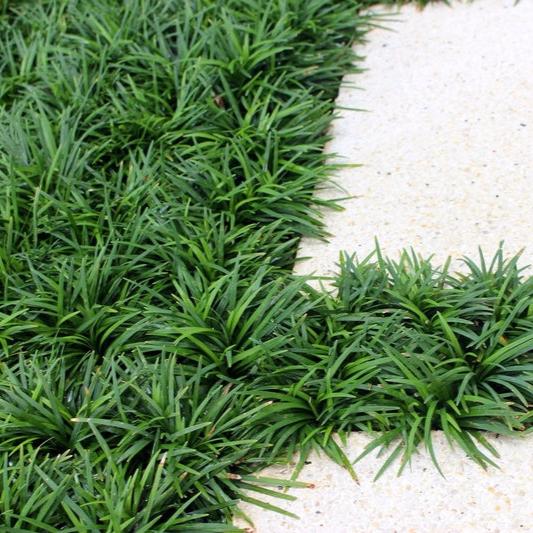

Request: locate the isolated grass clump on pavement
(0, 0), (532, 530)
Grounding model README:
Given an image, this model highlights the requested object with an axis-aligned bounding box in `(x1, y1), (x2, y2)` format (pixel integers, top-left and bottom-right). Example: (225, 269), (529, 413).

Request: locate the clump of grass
(0, 0), (531, 529)
(311, 249), (532, 477)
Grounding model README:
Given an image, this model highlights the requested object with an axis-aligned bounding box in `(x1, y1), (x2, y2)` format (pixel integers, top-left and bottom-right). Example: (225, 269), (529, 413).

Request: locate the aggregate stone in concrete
(295, 0), (533, 279)
(236, 1), (533, 531)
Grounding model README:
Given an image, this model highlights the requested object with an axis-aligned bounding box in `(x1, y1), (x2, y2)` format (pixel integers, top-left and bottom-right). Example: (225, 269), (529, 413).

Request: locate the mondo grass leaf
(238, 495), (300, 520)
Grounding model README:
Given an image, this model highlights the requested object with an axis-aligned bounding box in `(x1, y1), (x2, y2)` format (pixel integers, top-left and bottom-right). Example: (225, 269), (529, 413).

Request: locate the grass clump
(0, 0), (531, 530)
(306, 249), (532, 477)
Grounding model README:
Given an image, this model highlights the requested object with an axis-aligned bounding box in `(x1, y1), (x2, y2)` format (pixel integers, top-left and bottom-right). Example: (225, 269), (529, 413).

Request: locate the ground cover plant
(0, 0), (531, 530)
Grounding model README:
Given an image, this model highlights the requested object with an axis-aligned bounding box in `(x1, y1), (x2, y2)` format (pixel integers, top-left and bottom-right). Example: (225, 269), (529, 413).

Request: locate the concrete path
(295, 0), (533, 278)
(237, 1), (533, 531)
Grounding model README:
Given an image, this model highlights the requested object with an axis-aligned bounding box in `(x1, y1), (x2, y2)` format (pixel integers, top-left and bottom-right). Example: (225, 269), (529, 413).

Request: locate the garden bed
(0, 0), (531, 531)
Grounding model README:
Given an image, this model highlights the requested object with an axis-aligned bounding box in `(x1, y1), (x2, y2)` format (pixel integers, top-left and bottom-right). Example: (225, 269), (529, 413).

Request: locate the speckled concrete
(235, 432), (533, 533)
(295, 0), (533, 278)
(236, 1), (533, 531)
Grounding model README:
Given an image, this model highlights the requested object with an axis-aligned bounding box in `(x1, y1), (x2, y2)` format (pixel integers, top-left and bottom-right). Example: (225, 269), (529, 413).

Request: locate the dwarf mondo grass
(0, 0), (531, 529)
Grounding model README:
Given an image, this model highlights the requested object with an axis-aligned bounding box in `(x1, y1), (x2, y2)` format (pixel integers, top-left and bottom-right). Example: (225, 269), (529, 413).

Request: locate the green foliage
(310, 250), (532, 476)
(0, 0), (531, 530)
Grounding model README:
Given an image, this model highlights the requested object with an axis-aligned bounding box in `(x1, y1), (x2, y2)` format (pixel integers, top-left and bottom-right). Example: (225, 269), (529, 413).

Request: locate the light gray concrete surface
(236, 1), (533, 531)
(235, 432), (533, 533)
(295, 0), (533, 278)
